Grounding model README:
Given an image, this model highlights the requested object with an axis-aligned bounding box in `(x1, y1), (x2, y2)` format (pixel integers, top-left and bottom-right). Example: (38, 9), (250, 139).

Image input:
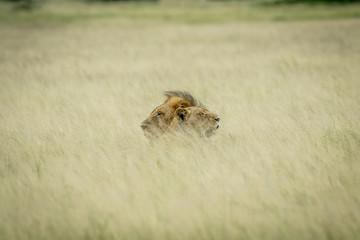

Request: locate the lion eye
(155, 113), (161, 118)
(200, 112), (205, 116)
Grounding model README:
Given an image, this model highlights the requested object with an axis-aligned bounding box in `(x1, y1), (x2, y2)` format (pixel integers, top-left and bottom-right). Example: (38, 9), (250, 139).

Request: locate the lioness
(169, 106), (220, 138)
(140, 91), (201, 140)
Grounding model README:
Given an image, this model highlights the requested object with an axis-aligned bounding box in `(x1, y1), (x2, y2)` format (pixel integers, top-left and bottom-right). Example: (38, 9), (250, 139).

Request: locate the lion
(169, 106), (220, 138)
(140, 91), (202, 140)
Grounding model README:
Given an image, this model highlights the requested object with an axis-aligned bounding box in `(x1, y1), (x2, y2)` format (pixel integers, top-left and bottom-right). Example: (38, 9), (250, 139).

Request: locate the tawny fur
(169, 106), (220, 138)
(141, 91), (201, 140)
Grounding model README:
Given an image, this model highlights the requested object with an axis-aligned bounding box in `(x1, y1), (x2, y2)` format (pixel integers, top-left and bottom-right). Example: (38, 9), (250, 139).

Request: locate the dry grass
(0, 2), (360, 239)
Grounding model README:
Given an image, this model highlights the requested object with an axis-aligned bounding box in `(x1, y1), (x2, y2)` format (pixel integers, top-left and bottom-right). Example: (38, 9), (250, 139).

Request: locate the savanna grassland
(1, 1), (360, 239)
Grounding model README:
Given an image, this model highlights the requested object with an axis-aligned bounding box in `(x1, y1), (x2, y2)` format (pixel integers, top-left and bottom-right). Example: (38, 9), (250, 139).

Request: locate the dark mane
(164, 90), (204, 108)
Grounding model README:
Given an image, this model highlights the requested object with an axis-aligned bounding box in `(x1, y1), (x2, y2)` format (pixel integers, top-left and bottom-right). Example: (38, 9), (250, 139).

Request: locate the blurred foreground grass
(0, 0), (360, 24)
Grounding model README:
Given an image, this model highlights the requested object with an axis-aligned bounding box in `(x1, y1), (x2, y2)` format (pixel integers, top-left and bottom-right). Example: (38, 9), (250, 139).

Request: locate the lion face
(172, 107), (220, 138)
(141, 94), (192, 140)
(140, 103), (176, 140)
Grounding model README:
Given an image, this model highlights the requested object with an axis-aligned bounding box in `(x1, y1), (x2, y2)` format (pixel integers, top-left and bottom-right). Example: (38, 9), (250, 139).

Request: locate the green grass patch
(1, 1), (360, 25)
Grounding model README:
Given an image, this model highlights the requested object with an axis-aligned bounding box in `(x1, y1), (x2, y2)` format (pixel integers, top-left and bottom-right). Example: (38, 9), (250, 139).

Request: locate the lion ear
(175, 108), (190, 121)
(171, 100), (191, 111)
(180, 101), (191, 108)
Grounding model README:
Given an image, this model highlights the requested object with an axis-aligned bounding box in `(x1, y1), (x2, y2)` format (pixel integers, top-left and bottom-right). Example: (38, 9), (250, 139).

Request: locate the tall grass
(0, 3), (360, 239)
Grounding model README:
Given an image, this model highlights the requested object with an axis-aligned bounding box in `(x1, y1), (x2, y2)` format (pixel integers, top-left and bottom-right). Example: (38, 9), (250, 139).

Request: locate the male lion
(140, 91), (202, 140)
(169, 106), (220, 138)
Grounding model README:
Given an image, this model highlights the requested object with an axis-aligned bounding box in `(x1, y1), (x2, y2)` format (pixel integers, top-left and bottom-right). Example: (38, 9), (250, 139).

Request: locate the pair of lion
(141, 91), (220, 140)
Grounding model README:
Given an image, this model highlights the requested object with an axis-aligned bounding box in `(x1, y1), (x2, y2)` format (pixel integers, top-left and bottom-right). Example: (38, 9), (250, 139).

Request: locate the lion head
(170, 106), (220, 138)
(140, 91), (201, 140)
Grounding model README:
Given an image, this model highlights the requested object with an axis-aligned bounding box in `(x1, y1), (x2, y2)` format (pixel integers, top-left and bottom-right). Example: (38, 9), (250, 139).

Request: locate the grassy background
(1, 1), (360, 239)
(1, 1), (360, 23)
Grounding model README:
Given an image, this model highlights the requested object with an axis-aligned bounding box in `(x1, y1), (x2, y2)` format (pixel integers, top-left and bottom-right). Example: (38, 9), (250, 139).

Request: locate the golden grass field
(1, 1), (360, 239)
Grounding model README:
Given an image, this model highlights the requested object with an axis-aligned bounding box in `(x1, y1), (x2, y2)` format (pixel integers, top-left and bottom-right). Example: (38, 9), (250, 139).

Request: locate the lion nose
(140, 124), (147, 130)
(215, 117), (220, 122)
